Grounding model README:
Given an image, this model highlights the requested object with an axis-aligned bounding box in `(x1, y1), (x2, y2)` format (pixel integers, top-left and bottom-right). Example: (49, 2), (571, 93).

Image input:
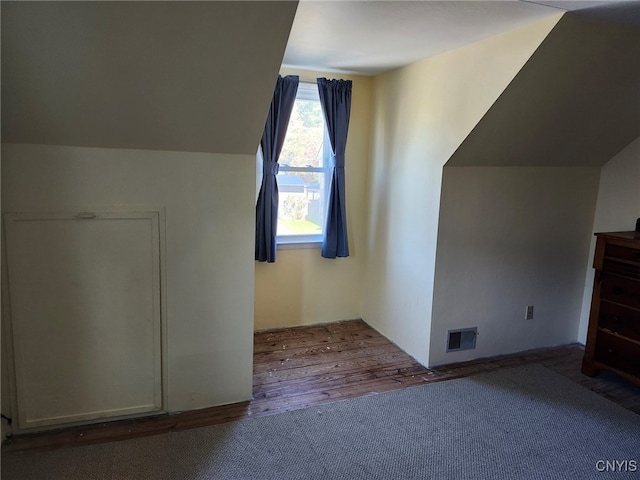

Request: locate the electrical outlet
(526, 305), (534, 320)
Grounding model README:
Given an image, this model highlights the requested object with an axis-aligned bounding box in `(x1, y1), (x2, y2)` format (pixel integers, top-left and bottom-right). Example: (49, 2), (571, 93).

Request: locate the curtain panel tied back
(317, 78), (352, 259)
(255, 75), (299, 262)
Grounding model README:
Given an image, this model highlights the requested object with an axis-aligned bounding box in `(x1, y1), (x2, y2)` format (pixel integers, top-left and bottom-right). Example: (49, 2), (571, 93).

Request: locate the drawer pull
(75, 212), (97, 220)
(612, 286), (624, 295)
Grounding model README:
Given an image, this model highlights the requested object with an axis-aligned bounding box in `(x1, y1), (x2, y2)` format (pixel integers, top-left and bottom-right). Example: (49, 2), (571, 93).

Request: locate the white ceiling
(283, 0), (629, 75)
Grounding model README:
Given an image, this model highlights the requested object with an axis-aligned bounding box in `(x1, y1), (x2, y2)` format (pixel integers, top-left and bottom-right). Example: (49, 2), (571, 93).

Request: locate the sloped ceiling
(446, 3), (640, 166)
(1, 1), (298, 155)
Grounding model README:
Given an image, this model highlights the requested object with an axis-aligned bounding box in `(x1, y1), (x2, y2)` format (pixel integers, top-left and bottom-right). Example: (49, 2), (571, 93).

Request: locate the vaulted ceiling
(3, 0), (637, 163)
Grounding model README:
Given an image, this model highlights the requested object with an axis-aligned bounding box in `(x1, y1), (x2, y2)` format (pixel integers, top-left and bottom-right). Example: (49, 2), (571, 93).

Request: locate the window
(276, 82), (327, 245)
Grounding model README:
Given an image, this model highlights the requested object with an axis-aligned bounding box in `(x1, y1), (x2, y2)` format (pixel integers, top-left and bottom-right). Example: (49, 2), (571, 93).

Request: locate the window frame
(276, 82), (327, 248)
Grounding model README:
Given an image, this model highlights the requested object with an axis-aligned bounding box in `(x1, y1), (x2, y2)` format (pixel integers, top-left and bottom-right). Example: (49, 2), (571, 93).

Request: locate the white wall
(577, 136), (640, 343)
(254, 68), (371, 330)
(2, 143), (256, 416)
(362, 16), (561, 365)
(431, 167), (600, 366)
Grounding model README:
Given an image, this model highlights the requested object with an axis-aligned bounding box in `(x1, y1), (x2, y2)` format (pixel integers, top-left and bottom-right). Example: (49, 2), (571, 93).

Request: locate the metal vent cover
(447, 327), (477, 352)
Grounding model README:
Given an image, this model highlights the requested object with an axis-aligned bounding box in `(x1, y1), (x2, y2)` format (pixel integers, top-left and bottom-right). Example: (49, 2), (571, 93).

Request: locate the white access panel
(4, 211), (164, 429)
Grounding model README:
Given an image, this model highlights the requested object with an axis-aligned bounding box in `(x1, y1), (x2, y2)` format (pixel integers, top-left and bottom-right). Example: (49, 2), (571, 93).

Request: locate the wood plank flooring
(4, 319), (640, 452)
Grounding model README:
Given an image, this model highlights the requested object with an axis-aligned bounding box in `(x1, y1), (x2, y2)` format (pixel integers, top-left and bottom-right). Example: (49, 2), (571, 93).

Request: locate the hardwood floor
(4, 319), (640, 452)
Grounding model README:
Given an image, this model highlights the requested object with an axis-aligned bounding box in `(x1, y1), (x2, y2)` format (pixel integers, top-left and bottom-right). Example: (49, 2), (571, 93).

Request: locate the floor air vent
(447, 327), (477, 352)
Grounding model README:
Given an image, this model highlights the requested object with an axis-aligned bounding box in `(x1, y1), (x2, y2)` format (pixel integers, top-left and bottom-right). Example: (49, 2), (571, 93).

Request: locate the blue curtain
(255, 75), (299, 262)
(317, 78), (352, 258)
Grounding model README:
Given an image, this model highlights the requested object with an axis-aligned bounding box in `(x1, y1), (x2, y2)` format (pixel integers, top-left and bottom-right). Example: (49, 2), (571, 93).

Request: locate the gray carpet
(3, 365), (640, 479)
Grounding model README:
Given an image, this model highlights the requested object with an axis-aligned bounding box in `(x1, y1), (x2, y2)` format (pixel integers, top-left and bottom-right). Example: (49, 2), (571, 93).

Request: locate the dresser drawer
(594, 332), (640, 377)
(606, 243), (640, 263)
(603, 259), (640, 280)
(599, 301), (640, 343)
(600, 274), (640, 310)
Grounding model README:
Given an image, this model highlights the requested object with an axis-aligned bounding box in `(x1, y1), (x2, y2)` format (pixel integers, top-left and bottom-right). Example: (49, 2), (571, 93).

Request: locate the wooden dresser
(582, 231), (640, 386)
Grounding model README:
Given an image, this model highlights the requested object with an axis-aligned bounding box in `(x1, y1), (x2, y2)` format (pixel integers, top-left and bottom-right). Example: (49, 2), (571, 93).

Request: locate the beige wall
(362, 16), (561, 365)
(2, 144), (256, 416)
(578, 136), (640, 343)
(254, 68), (372, 330)
(431, 167), (599, 366)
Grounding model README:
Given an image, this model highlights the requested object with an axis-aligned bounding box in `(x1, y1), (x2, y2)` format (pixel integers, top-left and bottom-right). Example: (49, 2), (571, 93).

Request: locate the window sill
(277, 235), (322, 250)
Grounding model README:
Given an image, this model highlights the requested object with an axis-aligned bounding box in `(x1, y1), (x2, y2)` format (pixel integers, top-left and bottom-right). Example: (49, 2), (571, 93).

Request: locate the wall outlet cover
(526, 305), (534, 320)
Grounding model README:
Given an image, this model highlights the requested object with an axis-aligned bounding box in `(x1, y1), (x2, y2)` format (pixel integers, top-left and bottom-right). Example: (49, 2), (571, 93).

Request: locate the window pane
(277, 171), (325, 236)
(279, 99), (324, 169)
(276, 89), (326, 240)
